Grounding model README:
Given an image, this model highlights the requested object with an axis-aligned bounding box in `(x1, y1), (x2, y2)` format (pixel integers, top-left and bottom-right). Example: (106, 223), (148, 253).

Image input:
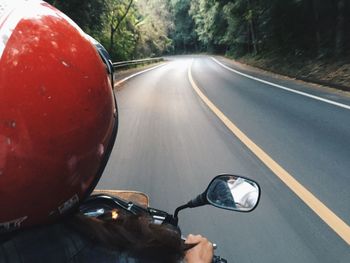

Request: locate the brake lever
(213, 255), (228, 263)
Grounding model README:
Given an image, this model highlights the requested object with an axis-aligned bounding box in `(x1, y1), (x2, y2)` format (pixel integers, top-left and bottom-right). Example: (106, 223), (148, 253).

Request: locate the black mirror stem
(173, 192), (207, 225)
(174, 204), (190, 225)
(188, 192), (207, 208)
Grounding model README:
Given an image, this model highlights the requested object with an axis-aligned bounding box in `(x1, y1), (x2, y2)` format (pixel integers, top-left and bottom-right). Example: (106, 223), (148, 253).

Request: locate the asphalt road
(97, 56), (350, 262)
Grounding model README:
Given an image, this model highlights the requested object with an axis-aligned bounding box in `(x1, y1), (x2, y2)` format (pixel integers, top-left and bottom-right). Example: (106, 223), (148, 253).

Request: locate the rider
(208, 178), (236, 208)
(0, 1), (213, 262)
(227, 177), (259, 209)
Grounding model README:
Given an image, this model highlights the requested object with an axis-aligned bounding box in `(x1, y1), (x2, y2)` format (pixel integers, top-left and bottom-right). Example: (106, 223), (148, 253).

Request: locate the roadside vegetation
(47, 0), (173, 60)
(48, 0), (350, 88)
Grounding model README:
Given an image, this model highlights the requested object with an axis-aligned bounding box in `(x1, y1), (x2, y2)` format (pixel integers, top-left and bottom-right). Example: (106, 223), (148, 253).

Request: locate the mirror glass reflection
(206, 175), (260, 211)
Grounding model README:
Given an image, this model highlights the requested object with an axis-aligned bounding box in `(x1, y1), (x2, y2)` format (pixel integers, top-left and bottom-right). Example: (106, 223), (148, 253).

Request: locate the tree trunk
(110, 25), (116, 52)
(335, 0), (345, 56)
(247, 0), (258, 55)
(249, 20), (258, 55)
(311, 0), (321, 56)
(114, 0), (133, 32)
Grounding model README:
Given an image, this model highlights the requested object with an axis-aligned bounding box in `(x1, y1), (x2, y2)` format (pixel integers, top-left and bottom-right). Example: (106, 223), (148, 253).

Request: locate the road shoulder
(113, 62), (164, 90)
(214, 55), (350, 101)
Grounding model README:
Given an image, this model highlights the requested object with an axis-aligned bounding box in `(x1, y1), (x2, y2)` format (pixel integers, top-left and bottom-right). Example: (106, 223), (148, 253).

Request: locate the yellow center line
(188, 59), (350, 245)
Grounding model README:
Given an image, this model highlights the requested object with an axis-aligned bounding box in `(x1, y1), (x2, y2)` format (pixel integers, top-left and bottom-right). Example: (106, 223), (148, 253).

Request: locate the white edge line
(211, 57), (350, 110)
(114, 63), (166, 87)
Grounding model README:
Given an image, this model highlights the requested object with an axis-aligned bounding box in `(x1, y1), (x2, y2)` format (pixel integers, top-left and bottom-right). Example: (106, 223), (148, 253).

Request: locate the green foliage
(101, 0), (138, 60)
(46, 0), (106, 34)
(134, 0), (173, 57)
(48, 0), (174, 61)
(190, 0), (341, 58)
(48, 0), (350, 60)
(169, 0), (198, 53)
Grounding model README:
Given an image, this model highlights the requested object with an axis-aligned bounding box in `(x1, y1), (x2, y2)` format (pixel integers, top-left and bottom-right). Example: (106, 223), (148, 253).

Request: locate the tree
(135, 0), (173, 57)
(189, 0), (228, 53)
(169, 0), (198, 53)
(104, 0), (134, 58)
(46, 0), (350, 60)
(335, 0), (345, 56)
(46, 0), (106, 34)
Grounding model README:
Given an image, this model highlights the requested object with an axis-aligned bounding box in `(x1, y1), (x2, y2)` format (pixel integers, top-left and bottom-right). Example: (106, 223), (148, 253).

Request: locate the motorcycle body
(80, 174), (261, 263)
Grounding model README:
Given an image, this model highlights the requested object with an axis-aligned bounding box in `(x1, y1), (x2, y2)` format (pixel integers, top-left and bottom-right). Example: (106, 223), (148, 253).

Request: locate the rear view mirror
(206, 175), (260, 212)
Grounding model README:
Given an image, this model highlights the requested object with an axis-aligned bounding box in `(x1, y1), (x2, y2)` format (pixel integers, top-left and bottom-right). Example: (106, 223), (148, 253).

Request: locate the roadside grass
(233, 53), (350, 92)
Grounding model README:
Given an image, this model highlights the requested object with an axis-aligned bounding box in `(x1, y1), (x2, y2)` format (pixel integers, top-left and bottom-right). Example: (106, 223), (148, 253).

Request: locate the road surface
(97, 56), (350, 262)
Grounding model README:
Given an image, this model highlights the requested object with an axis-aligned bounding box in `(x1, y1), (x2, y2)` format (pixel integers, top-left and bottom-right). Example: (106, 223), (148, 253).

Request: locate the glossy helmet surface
(0, 0), (118, 232)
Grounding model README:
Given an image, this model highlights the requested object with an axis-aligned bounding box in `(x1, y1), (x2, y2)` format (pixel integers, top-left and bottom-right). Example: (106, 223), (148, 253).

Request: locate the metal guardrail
(113, 57), (164, 69)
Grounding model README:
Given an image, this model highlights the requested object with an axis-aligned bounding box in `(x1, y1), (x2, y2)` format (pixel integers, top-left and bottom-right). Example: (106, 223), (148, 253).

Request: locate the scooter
(80, 174), (261, 263)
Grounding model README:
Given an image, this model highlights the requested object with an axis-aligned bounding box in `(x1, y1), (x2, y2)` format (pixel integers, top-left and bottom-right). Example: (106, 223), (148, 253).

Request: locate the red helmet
(0, 0), (118, 232)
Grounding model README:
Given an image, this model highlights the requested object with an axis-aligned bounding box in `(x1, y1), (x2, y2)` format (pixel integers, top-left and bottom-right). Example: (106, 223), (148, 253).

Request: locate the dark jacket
(0, 223), (141, 263)
(208, 179), (236, 208)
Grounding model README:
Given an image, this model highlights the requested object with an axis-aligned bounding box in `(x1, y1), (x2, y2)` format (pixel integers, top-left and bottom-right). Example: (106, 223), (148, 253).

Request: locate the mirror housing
(173, 174), (260, 225)
(206, 174), (260, 212)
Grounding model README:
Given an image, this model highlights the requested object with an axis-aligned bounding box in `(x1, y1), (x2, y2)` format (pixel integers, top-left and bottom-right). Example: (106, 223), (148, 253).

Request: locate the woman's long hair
(66, 210), (193, 262)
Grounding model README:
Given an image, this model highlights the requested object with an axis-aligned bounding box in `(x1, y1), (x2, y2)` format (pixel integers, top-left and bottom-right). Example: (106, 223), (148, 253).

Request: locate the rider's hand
(184, 234), (214, 263)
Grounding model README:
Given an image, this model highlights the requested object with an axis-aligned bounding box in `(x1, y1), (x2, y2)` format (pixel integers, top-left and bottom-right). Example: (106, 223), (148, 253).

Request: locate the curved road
(97, 56), (350, 262)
